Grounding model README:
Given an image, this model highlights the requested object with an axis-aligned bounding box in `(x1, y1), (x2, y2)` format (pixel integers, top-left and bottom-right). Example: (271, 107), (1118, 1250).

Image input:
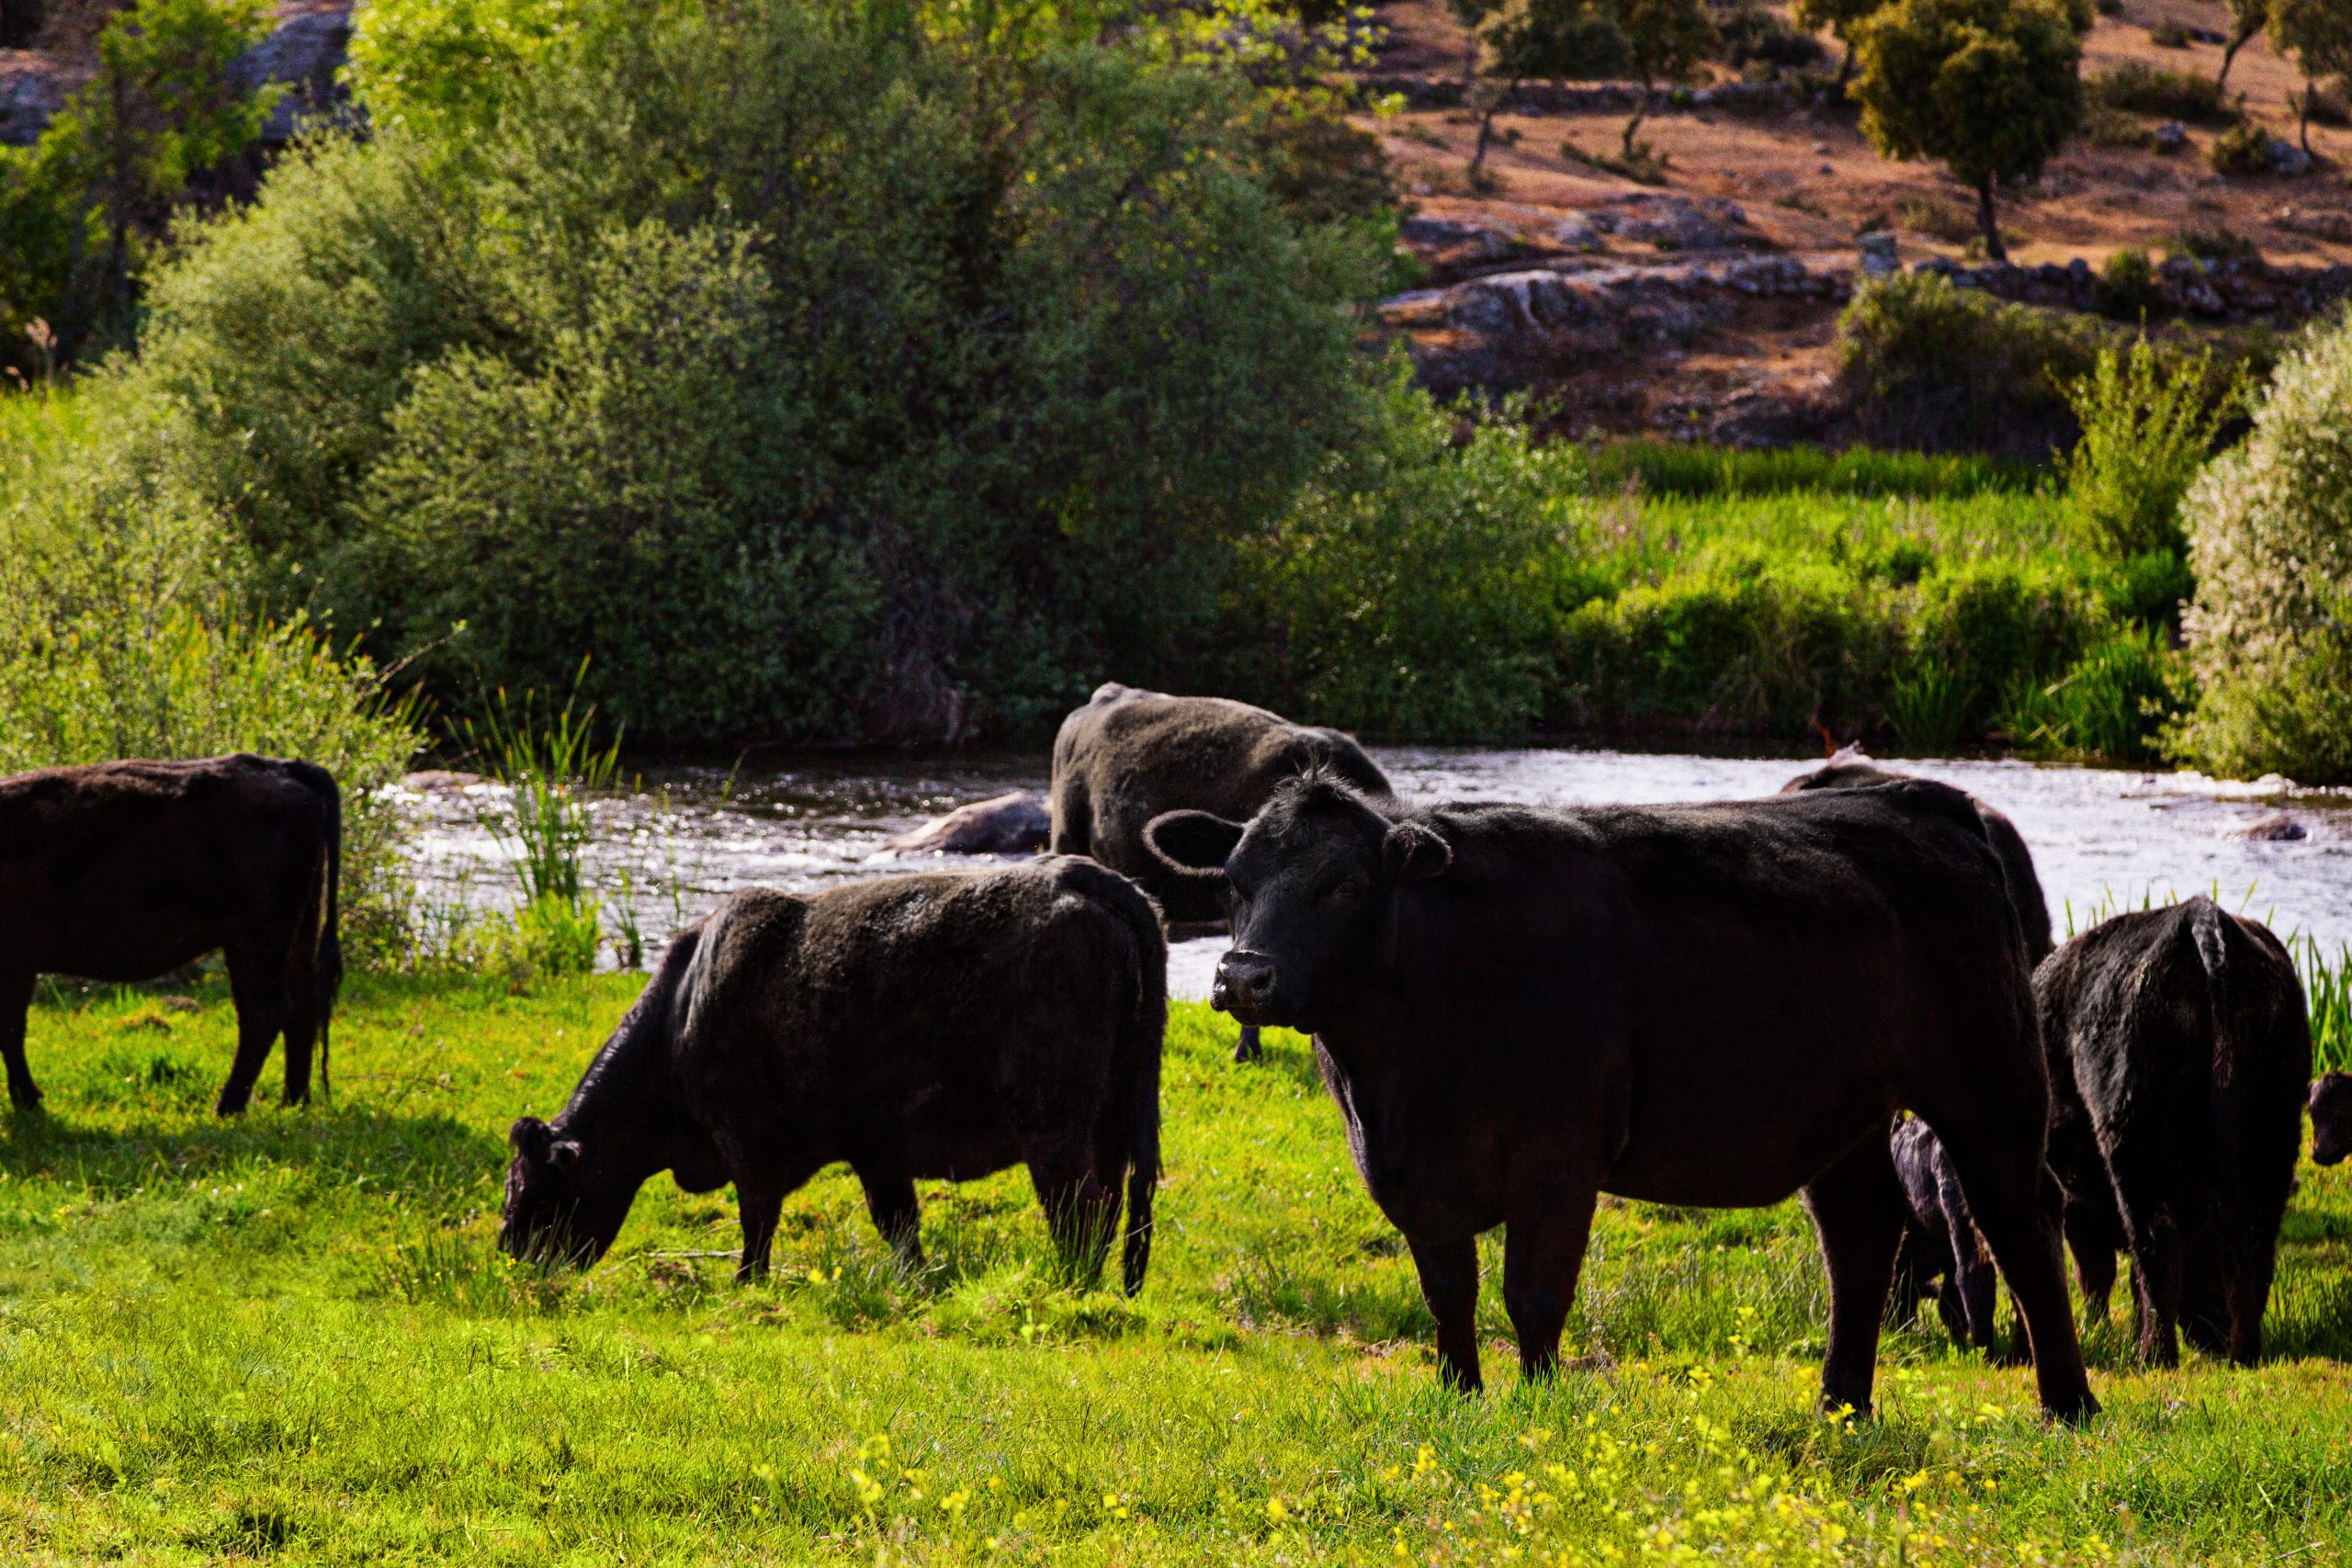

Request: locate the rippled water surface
(401, 748), (2352, 997)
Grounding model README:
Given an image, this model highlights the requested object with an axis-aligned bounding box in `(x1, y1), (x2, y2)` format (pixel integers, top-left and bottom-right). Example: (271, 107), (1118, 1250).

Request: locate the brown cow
(0, 754), (342, 1116)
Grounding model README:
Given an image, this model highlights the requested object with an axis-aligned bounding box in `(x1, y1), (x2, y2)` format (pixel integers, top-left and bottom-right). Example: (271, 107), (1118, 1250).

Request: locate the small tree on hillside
(1616, 0), (1716, 154)
(1850, 0), (2084, 264)
(2216, 0), (2269, 92)
(1467, 0), (1627, 175)
(2270, 0), (2352, 153)
(1792, 0), (1881, 83)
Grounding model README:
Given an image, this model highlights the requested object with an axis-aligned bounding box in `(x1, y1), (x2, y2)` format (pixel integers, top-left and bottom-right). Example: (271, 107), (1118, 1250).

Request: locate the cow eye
(1321, 877), (1370, 905)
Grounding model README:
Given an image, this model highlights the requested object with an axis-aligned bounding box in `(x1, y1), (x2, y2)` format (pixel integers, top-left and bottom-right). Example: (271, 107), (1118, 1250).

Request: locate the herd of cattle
(8, 680), (2352, 1422)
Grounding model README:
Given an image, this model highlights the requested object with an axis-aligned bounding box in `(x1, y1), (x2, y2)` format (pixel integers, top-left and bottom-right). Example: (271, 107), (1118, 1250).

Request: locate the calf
(2310, 1073), (2352, 1168)
(1051, 682), (1389, 1062)
(0, 754), (342, 1116)
(500, 857), (1165, 1293)
(2037, 898), (2310, 1366)
(1148, 772), (2096, 1419)
(1889, 1116), (1998, 1352)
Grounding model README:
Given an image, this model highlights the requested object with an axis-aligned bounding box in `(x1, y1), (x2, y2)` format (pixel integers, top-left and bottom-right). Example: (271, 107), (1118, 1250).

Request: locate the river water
(400, 748), (2352, 997)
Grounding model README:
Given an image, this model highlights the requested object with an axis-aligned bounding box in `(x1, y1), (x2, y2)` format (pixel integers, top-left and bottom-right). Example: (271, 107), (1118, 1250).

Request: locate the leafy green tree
(0, 0), (278, 363)
(1792, 0), (1881, 82)
(1849, 0), (2083, 264)
(2270, 0), (2352, 153)
(1467, 0), (1626, 175)
(2216, 0), (2268, 92)
(1616, 0), (1716, 154)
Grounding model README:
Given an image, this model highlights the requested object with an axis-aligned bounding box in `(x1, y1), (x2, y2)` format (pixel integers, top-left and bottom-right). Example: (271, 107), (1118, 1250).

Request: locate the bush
(1838, 272), (2104, 457)
(2087, 62), (2234, 124)
(99, 0), (1387, 747)
(2172, 310), (2352, 783)
(2060, 339), (2244, 559)
(2208, 119), (2274, 176)
(1220, 373), (1584, 739)
(1905, 557), (2092, 738)
(2097, 245), (2159, 317)
(1582, 440), (2033, 498)
(2146, 19), (2189, 48)
(1713, 1), (1826, 68)
(0, 401), (422, 954)
(1555, 545), (1903, 736)
(2001, 626), (2189, 762)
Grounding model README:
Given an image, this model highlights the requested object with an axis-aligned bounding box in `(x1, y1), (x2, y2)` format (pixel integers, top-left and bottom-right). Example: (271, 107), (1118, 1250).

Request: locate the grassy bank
(6, 975), (2352, 1562)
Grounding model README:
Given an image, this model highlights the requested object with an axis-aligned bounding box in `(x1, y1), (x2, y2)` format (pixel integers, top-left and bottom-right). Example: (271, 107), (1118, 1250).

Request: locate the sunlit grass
(4, 974), (2352, 1561)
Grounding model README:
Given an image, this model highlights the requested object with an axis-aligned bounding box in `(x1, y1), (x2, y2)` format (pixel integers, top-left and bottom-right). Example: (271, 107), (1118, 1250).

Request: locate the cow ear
(509, 1115), (550, 1157)
(1383, 821), (1452, 884)
(548, 1139), (582, 1171)
(1145, 810), (1246, 881)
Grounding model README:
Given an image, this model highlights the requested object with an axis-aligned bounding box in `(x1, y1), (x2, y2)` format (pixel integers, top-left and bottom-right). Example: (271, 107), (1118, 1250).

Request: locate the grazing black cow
(500, 857), (1165, 1293)
(1051, 682), (1389, 1063)
(1148, 772), (2096, 1420)
(1782, 749), (2052, 964)
(2312, 1072), (2352, 1168)
(2036, 898), (2310, 1367)
(1889, 1115), (1998, 1351)
(0, 754), (342, 1116)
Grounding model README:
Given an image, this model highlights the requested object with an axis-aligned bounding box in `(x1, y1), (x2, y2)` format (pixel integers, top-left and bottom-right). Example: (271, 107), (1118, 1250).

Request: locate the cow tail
(2189, 898), (2241, 1217)
(319, 774), (342, 1102)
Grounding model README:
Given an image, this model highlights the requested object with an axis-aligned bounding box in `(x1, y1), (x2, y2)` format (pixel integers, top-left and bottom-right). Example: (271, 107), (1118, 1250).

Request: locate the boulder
(2230, 811), (2308, 842)
(883, 792), (1049, 855)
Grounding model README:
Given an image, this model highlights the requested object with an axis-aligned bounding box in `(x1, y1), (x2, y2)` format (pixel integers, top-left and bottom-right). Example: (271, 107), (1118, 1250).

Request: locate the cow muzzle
(1212, 951), (1279, 1023)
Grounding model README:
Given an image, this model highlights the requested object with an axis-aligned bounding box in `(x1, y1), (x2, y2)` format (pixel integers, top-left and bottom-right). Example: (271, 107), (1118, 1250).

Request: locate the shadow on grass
(0, 1100), (502, 1209)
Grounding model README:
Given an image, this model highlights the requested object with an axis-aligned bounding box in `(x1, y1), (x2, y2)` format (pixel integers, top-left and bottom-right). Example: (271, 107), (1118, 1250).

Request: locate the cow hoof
(2046, 1388), (2101, 1426)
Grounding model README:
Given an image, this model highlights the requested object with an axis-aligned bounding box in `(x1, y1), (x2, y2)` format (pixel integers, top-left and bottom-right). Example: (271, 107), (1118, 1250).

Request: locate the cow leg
(2064, 1202), (2119, 1323)
(1234, 1024), (1262, 1065)
(215, 944), (285, 1118)
(279, 1009), (317, 1108)
(1503, 1186), (1597, 1383)
(2124, 1216), (2184, 1368)
(856, 1168), (925, 1273)
(2224, 1236), (2273, 1368)
(1801, 1136), (1907, 1419)
(1406, 1231), (1483, 1394)
(1935, 1139), (2099, 1421)
(0, 970), (40, 1111)
(735, 1179), (786, 1283)
(1027, 1138), (1116, 1289)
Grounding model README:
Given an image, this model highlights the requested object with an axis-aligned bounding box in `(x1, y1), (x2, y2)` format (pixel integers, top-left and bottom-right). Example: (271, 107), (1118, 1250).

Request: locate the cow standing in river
(0, 754), (342, 1116)
(1148, 772), (2097, 1419)
(1051, 683), (1389, 1062)
(501, 857), (1165, 1293)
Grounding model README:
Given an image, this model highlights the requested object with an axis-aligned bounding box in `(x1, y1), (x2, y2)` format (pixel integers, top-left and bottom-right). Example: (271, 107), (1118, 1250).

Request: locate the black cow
(1782, 749), (2052, 964)
(2312, 1072), (2352, 1168)
(1889, 1115), (1998, 1351)
(500, 857), (1165, 1293)
(1051, 682), (1389, 1062)
(1147, 772), (2096, 1420)
(2036, 898), (2310, 1367)
(0, 754), (343, 1116)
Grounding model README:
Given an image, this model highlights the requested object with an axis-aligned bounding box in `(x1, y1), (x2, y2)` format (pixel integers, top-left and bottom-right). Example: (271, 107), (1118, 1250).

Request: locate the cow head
(2312, 1073), (2352, 1167)
(499, 1114), (633, 1265)
(1145, 773), (1449, 1032)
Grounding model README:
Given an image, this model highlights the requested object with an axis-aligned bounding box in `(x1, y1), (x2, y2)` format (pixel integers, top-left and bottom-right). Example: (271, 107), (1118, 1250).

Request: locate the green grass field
(6, 974), (2352, 1563)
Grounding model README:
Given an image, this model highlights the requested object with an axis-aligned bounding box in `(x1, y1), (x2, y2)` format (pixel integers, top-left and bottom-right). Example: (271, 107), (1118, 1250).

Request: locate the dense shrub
(2060, 340), (2244, 559)
(1838, 272), (2104, 457)
(0, 396), (422, 952)
(2087, 62), (2234, 124)
(1220, 373), (1585, 739)
(1584, 440), (2034, 499)
(2209, 119), (2276, 176)
(102, 0), (1387, 745)
(1555, 545), (1902, 736)
(2172, 311), (2352, 783)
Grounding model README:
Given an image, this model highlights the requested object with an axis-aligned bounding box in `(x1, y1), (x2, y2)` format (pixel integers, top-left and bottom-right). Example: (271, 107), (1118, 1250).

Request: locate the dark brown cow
(0, 754), (342, 1116)
(1889, 1114), (1998, 1352)
(2312, 1072), (2352, 1168)
(2037, 898), (2310, 1367)
(1148, 772), (2097, 1420)
(1051, 683), (1389, 1062)
(501, 857), (1165, 1293)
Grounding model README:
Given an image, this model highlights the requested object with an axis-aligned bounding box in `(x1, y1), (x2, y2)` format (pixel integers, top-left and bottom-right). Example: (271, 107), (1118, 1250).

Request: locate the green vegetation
(2174, 310), (2352, 784)
(2086, 61), (2236, 125)
(0, 0), (281, 367)
(2269, 0), (2352, 153)
(6, 975), (2352, 1561)
(1849, 0), (2086, 262)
